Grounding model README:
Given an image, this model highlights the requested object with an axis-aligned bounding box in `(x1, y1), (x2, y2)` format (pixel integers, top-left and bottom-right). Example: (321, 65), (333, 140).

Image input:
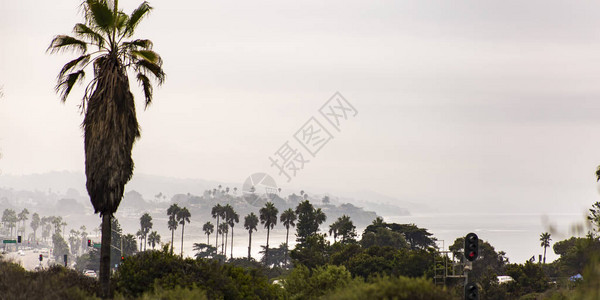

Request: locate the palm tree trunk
(265, 228), (270, 266)
(170, 229), (174, 254)
(248, 231), (252, 260)
(207, 234), (210, 245)
(230, 227), (234, 259)
(215, 217), (219, 254)
(99, 214), (112, 298)
(144, 235), (147, 251)
(221, 232), (225, 255)
(285, 227), (289, 268)
(543, 246), (547, 264)
(180, 223), (185, 257)
(224, 230), (228, 257)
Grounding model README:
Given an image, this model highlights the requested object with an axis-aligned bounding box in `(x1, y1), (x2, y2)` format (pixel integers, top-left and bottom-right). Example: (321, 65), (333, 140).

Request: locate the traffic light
(39, 254), (43, 262)
(88, 239), (91, 247)
(121, 256), (125, 262)
(464, 233), (479, 262)
(464, 282), (479, 300)
(17, 236), (21, 243)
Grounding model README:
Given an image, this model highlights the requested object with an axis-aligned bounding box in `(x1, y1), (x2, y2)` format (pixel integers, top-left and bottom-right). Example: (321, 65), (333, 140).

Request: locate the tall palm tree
(48, 0), (165, 296)
(280, 208), (296, 267)
(147, 231), (160, 249)
(139, 212), (152, 251)
(177, 207), (191, 256)
(224, 205), (239, 259)
(167, 204), (180, 253)
(540, 232), (552, 264)
(244, 213), (258, 260)
(167, 216), (178, 253)
(211, 204), (223, 253)
(202, 222), (214, 245)
(259, 202), (278, 266)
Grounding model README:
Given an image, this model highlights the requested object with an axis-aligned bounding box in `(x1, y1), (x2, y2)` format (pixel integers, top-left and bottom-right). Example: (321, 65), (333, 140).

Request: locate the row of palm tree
(200, 203), (298, 265)
(166, 204), (191, 256)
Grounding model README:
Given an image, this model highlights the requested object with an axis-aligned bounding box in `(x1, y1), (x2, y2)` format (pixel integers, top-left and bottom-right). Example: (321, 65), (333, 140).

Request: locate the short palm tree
(259, 202), (278, 266)
(540, 232), (552, 264)
(177, 207), (191, 256)
(147, 231), (160, 249)
(280, 208), (296, 267)
(244, 213), (259, 260)
(48, 0), (165, 296)
(202, 222), (214, 245)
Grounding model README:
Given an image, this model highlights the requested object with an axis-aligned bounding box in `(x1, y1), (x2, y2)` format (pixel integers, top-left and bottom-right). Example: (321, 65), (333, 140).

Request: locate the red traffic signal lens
(469, 251), (475, 258)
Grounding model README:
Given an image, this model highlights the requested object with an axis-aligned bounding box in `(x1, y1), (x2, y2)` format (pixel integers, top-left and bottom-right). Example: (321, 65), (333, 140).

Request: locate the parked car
(83, 270), (97, 279)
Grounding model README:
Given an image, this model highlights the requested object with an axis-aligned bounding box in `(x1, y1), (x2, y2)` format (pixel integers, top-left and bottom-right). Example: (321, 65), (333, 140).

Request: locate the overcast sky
(2, 0), (600, 215)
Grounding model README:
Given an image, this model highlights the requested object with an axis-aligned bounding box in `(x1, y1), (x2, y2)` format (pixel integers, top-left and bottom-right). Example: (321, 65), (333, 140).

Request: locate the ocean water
(173, 212), (588, 264)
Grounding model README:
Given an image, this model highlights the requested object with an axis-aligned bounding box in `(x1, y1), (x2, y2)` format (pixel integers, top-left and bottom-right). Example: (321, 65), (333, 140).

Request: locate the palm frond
(56, 70), (86, 102)
(124, 1), (152, 37)
(47, 35), (88, 54)
(123, 39), (153, 50)
(131, 50), (161, 64)
(86, 0), (114, 32)
(73, 23), (106, 49)
(58, 54), (90, 79)
(137, 73), (153, 107)
(135, 59), (165, 85)
(115, 12), (129, 35)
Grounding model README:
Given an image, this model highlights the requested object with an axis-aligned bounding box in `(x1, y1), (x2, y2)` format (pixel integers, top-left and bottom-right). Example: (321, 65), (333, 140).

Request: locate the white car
(83, 270), (98, 279)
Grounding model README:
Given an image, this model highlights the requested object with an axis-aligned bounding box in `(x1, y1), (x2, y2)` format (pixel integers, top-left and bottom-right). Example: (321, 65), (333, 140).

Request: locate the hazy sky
(2, 0), (600, 216)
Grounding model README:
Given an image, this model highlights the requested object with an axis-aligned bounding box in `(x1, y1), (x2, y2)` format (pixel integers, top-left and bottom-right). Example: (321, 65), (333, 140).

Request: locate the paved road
(4, 249), (58, 271)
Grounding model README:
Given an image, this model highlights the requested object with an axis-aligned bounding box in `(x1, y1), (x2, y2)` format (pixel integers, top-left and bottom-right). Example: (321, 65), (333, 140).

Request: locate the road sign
(93, 243), (101, 249)
(3, 240), (16, 244)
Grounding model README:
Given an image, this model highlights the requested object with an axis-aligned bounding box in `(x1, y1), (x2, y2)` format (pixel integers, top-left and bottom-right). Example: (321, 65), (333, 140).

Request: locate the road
(4, 249), (59, 271)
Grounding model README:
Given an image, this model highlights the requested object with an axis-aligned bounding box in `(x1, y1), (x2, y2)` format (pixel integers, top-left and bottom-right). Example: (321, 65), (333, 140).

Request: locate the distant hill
(0, 171), (416, 219)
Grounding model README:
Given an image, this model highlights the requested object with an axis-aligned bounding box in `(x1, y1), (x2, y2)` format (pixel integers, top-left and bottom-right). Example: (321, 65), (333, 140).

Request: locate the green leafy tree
(282, 264), (352, 299)
(52, 233), (70, 261)
(140, 212), (153, 251)
(540, 232), (551, 264)
(30, 213), (40, 242)
(295, 200), (326, 244)
(336, 215), (357, 244)
(48, 0), (165, 295)
(202, 222), (214, 245)
(280, 208), (296, 267)
(17, 208), (29, 237)
(260, 202), (278, 266)
(193, 242), (218, 259)
(244, 213), (258, 260)
(505, 261), (549, 297)
(176, 207), (191, 256)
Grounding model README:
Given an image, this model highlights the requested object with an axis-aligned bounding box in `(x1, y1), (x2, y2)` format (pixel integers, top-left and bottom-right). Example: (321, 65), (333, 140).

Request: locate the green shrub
(0, 260), (98, 300)
(282, 264), (352, 299)
(114, 248), (281, 299)
(322, 275), (454, 300)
